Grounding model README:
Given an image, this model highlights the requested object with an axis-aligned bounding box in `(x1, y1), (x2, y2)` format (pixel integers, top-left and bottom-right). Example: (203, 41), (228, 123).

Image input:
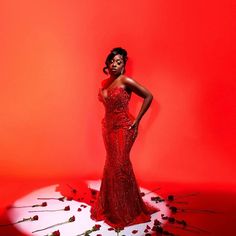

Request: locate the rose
(161, 214), (168, 220)
(50, 230), (60, 236)
(76, 224), (102, 236)
(0, 215), (39, 227)
(90, 189), (97, 196)
(32, 215), (75, 234)
(29, 205), (71, 213)
(167, 195), (174, 201)
(151, 196), (164, 203)
(92, 224), (101, 231)
(132, 230), (138, 234)
(140, 192), (145, 197)
(154, 219), (161, 225)
(169, 206), (178, 213)
(37, 197), (66, 202)
(32, 202), (47, 207)
(69, 216), (75, 222)
(31, 215), (39, 221)
(64, 206), (70, 211)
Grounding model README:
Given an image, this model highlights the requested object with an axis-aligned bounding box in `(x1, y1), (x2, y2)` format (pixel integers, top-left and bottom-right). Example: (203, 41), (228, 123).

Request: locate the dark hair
(103, 47), (128, 75)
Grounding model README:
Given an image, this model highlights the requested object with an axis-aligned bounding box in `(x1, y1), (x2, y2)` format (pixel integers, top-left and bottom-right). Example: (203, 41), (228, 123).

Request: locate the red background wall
(0, 0), (234, 184)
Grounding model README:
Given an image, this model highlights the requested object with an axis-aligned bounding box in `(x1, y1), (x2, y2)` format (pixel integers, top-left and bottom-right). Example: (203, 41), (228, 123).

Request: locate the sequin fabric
(90, 87), (158, 228)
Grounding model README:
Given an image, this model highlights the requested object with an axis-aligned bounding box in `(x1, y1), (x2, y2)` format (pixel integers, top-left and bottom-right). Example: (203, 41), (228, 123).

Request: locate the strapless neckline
(100, 86), (130, 100)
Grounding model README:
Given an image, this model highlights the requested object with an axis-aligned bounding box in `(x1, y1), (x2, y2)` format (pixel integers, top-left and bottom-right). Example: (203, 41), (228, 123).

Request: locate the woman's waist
(102, 112), (134, 128)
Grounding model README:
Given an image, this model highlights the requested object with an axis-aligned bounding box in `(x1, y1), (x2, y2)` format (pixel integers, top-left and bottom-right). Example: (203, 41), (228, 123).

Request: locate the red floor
(0, 177), (235, 236)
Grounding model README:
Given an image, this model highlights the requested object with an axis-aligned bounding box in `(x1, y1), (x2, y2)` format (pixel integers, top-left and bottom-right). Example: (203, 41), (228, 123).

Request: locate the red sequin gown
(90, 86), (158, 228)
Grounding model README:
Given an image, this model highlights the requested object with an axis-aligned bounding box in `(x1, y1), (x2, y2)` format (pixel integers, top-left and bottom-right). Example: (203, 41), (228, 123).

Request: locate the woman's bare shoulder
(121, 76), (138, 85)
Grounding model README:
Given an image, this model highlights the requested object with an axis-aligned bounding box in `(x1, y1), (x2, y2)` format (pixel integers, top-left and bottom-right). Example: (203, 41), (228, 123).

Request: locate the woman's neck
(109, 73), (121, 80)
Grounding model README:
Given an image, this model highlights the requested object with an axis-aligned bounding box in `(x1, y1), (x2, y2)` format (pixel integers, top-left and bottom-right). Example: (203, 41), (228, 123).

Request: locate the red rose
(90, 189), (97, 196)
(58, 197), (65, 202)
(52, 230), (60, 236)
(64, 206), (70, 211)
(169, 206), (177, 213)
(32, 215), (39, 221)
(167, 195), (174, 201)
(140, 192), (145, 197)
(72, 189), (77, 194)
(154, 219), (161, 226)
(42, 202), (47, 207)
(94, 224), (101, 230)
(69, 216), (75, 222)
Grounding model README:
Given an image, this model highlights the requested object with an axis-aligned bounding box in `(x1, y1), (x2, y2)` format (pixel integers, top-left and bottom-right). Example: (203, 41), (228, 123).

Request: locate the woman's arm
(123, 77), (153, 139)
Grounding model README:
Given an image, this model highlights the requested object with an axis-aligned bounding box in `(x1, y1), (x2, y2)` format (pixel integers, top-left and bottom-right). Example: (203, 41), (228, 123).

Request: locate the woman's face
(108, 54), (125, 76)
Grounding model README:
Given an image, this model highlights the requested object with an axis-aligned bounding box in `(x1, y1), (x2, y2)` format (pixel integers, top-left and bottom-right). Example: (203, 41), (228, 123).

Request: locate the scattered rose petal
(154, 219), (161, 225)
(51, 230), (60, 236)
(90, 189), (97, 196)
(169, 206), (178, 213)
(132, 229), (138, 234)
(167, 195), (174, 201)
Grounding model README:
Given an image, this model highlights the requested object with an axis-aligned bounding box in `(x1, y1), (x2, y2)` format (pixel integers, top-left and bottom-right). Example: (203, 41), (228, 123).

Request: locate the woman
(90, 47), (158, 228)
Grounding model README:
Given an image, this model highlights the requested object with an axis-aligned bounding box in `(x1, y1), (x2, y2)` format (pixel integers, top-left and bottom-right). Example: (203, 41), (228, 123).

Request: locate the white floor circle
(7, 180), (170, 236)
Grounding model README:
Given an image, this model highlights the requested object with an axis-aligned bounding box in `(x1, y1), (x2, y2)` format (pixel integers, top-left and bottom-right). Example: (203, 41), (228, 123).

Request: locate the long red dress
(90, 86), (158, 228)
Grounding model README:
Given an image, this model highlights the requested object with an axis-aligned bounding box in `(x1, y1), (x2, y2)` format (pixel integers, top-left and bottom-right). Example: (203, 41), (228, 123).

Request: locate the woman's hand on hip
(128, 120), (140, 140)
